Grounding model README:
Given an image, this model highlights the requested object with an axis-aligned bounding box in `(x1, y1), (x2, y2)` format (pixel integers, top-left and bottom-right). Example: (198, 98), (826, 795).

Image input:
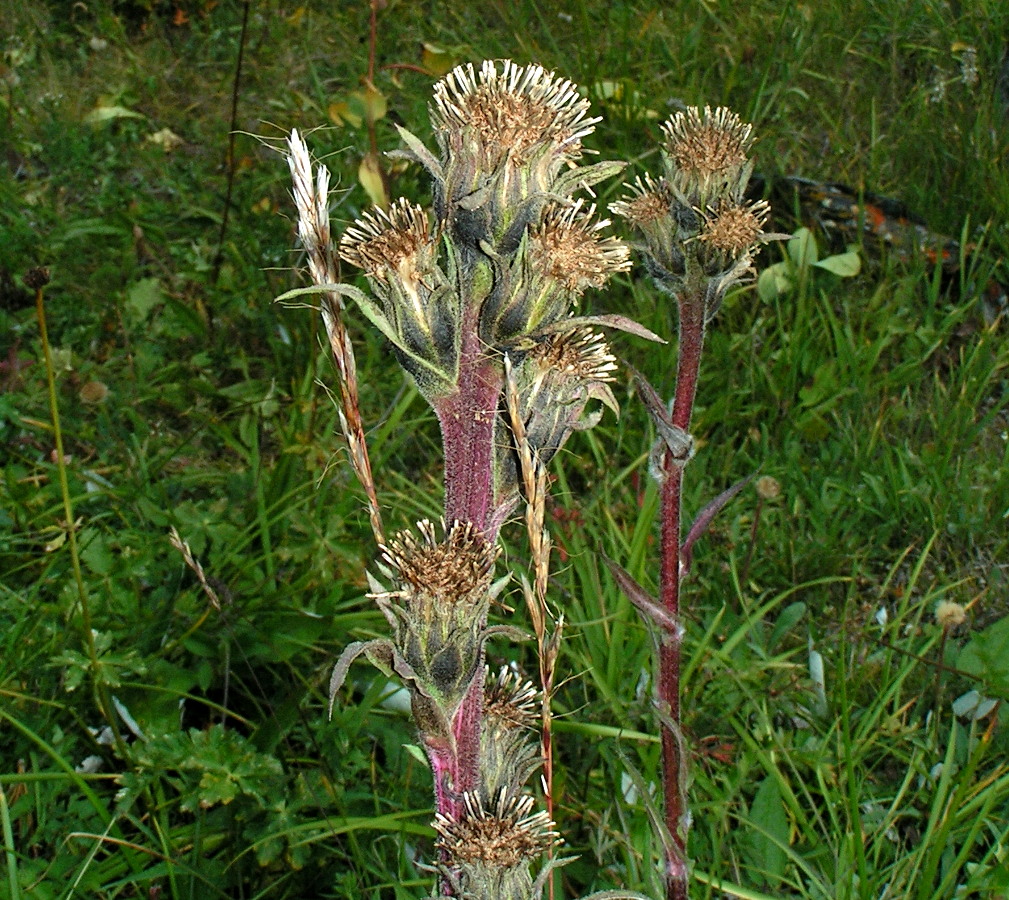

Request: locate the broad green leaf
(126, 277), (164, 322)
(787, 227), (818, 267)
(814, 250), (861, 277)
(956, 615), (1009, 697)
(748, 774), (789, 881)
(758, 262), (793, 300)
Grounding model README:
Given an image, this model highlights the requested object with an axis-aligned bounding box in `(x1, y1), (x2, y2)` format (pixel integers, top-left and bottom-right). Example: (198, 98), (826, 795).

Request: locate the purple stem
(436, 318), (503, 538)
(659, 290), (705, 900)
(429, 306), (502, 888)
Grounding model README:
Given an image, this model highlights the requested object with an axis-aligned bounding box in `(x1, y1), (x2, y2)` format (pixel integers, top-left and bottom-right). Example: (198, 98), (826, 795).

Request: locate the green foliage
(1, 0), (1008, 897)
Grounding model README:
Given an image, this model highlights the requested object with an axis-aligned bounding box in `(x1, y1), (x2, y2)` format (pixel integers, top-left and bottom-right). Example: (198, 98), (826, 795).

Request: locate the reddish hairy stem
(659, 293), (706, 900)
(437, 323), (503, 537)
(430, 311), (501, 894)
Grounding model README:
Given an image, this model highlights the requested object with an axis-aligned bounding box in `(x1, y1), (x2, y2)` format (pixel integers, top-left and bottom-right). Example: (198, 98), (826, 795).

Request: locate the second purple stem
(659, 290), (706, 900)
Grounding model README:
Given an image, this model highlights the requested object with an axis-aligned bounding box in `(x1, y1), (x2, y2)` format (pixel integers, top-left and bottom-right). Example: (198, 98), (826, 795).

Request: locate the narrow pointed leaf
(329, 639), (395, 716)
(603, 556), (681, 641)
(551, 159), (627, 198)
(393, 125), (444, 181)
(628, 365), (693, 463)
(534, 315), (665, 344)
(681, 473), (755, 576)
(274, 282), (365, 308)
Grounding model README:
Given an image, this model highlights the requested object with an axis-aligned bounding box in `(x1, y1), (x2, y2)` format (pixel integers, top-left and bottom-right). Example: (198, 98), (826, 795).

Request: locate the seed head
(528, 201), (631, 295)
(698, 198), (771, 260)
(527, 328), (618, 385)
(935, 600), (967, 630)
(661, 105), (753, 187)
(609, 173), (674, 229)
(380, 519), (498, 609)
(339, 198), (434, 289)
(431, 59), (597, 172)
(755, 475), (782, 501)
(434, 790), (558, 869)
(484, 667), (539, 730)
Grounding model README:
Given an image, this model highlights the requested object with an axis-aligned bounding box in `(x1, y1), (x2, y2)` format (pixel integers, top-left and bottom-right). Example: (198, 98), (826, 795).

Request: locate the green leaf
(768, 602), (807, 651)
(125, 277), (164, 322)
(814, 250), (861, 277)
(392, 125), (444, 181)
(757, 262), (793, 300)
(956, 615), (1009, 698)
(787, 227), (818, 268)
(551, 159), (626, 198)
(80, 530), (114, 576)
(748, 774), (789, 881)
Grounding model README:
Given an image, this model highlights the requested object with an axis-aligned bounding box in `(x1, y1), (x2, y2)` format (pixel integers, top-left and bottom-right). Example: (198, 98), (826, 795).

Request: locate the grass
(2, 0), (1008, 897)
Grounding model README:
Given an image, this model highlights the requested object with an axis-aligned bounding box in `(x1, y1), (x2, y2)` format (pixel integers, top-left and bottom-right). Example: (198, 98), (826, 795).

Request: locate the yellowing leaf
(421, 42), (456, 76)
(146, 128), (184, 152)
(328, 100), (361, 128)
(287, 5), (306, 26)
(360, 85), (387, 126)
(358, 152), (388, 209)
(84, 104), (145, 125)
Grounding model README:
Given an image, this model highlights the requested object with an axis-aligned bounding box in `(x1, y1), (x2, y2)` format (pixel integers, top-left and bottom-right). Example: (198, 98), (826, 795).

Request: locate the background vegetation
(1, 0), (1008, 897)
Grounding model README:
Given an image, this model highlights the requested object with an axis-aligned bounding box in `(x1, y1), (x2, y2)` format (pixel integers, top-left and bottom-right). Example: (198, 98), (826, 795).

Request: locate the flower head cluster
(337, 61), (633, 415)
(611, 105), (775, 319)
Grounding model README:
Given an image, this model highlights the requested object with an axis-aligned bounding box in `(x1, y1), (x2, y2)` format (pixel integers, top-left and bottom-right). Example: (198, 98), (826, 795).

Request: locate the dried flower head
(609, 173), (674, 229)
(479, 669), (542, 799)
(434, 789), (558, 869)
(935, 600), (967, 630)
(413, 59), (623, 254)
(431, 59), (597, 172)
(661, 105), (754, 202)
(528, 201), (631, 295)
(526, 328), (619, 385)
(755, 475), (782, 501)
(380, 519), (498, 609)
(484, 667), (539, 730)
(339, 198), (435, 289)
(338, 198), (457, 396)
(698, 198), (771, 260)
